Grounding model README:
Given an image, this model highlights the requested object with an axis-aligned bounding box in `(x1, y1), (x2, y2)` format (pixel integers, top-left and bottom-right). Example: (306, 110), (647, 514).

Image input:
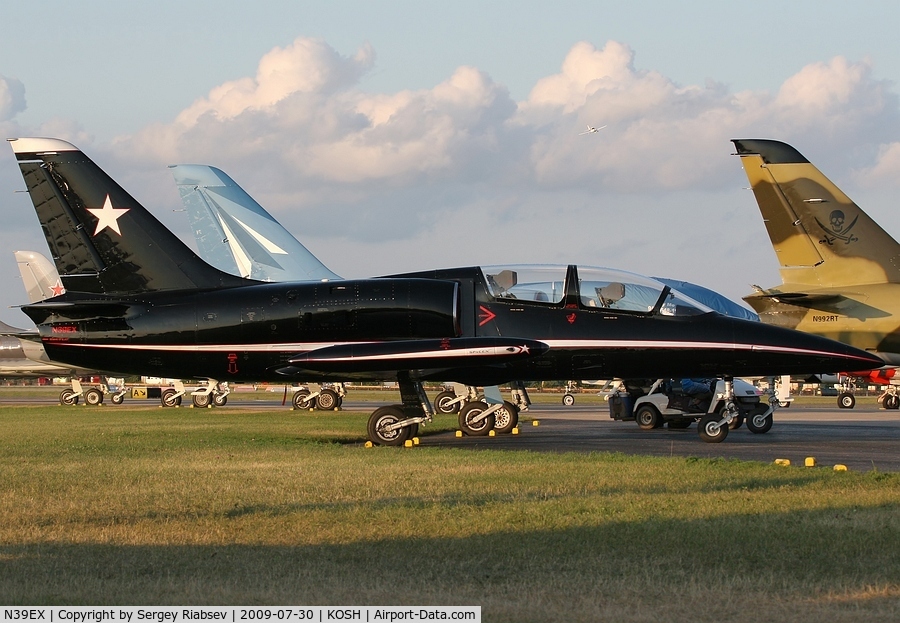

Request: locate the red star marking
(440, 338), (451, 350)
(50, 281), (65, 297)
(478, 305), (497, 327)
(566, 313), (577, 324)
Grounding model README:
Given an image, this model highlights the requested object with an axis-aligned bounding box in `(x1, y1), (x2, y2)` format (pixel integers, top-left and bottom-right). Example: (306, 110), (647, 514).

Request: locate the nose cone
(727, 317), (883, 375)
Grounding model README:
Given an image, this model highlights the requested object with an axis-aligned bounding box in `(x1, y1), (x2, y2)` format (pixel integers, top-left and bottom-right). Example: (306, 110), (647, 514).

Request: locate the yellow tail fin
(733, 139), (900, 287)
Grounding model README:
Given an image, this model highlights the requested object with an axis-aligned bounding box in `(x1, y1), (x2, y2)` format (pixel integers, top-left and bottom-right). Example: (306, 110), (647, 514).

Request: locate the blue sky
(2, 1), (900, 325)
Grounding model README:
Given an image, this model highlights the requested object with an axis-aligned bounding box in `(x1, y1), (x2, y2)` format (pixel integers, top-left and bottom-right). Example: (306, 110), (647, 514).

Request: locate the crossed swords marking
(815, 215), (859, 246)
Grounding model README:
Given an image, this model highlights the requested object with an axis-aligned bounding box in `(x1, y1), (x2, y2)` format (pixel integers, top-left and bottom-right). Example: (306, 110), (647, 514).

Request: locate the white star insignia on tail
(87, 195), (130, 236)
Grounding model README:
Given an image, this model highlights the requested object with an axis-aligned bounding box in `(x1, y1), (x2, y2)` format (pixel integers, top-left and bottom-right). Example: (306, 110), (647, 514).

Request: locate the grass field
(0, 403), (897, 621)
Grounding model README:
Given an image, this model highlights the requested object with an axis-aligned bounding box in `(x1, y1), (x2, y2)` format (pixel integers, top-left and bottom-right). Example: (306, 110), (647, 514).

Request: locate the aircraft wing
(283, 337), (549, 374)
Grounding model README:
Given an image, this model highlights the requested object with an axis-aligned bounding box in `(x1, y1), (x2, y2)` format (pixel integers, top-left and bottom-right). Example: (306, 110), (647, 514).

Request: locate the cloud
(7, 36), (900, 318)
(0, 75), (26, 122)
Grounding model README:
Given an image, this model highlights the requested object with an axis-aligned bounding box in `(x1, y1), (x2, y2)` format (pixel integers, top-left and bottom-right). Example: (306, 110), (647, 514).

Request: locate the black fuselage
(22, 266), (882, 385)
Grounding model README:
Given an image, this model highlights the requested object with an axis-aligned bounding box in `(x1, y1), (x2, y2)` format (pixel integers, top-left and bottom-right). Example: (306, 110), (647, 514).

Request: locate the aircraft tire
(367, 405), (412, 446)
(493, 401), (519, 434)
(562, 393), (575, 406)
(111, 393), (125, 405)
(59, 389), (79, 406)
(746, 406), (774, 434)
(635, 404), (662, 430)
(316, 388), (339, 410)
(291, 389), (314, 410)
(698, 414), (729, 443)
(192, 392), (211, 408)
(213, 393), (228, 407)
(458, 401), (495, 436)
(84, 388), (104, 406)
(837, 392), (856, 409)
(885, 395), (900, 410)
(161, 388), (182, 407)
(434, 391), (460, 414)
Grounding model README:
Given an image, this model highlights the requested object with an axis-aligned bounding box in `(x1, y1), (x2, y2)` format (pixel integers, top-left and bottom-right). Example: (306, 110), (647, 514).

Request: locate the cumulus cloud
(0, 75), (26, 122)
(89, 36), (900, 300)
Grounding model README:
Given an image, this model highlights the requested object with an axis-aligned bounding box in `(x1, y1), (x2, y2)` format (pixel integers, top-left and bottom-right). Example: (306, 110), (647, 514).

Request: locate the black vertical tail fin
(9, 137), (247, 295)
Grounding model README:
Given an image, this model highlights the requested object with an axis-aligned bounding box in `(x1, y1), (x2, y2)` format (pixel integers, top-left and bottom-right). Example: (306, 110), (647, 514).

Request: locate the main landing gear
(58, 378), (128, 406)
(290, 383), (345, 410)
(159, 380), (230, 408)
(367, 380), (531, 445)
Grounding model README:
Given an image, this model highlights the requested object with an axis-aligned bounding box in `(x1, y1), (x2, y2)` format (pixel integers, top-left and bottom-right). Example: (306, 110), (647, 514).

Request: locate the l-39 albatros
(8, 137), (881, 445)
(734, 139), (900, 408)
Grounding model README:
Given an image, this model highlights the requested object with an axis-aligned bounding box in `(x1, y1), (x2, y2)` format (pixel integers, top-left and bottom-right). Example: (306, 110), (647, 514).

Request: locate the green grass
(0, 405), (897, 621)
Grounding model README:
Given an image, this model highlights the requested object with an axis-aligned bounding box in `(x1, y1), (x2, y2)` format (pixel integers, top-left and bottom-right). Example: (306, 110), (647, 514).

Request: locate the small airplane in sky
(7, 137), (882, 445)
(578, 125), (606, 135)
(734, 138), (900, 409)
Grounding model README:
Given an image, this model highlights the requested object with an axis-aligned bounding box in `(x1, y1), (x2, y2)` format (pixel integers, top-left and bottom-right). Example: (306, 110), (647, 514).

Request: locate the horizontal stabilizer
(287, 337), (549, 373)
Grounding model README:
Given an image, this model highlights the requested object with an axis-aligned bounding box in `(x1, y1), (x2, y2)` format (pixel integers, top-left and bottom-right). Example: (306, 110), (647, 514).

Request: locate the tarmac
(414, 402), (900, 473)
(2, 392), (897, 472)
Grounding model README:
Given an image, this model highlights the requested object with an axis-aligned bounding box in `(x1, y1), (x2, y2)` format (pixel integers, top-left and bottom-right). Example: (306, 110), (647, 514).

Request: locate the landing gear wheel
(779, 400), (791, 408)
(84, 388), (104, 406)
(291, 389), (314, 410)
(367, 405), (412, 446)
(838, 392), (856, 409)
(434, 390), (460, 414)
(458, 401), (496, 436)
(698, 413), (729, 443)
(161, 388), (182, 407)
(493, 401), (520, 434)
(667, 419), (692, 429)
(746, 407), (774, 434)
(192, 392), (211, 408)
(212, 393), (227, 407)
(562, 393), (575, 406)
(885, 395), (900, 410)
(110, 393), (125, 405)
(59, 389), (79, 406)
(635, 404), (663, 430)
(316, 388), (339, 410)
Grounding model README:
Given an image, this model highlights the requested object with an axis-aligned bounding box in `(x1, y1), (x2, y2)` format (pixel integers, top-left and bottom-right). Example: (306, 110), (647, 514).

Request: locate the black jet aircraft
(7, 137), (883, 444)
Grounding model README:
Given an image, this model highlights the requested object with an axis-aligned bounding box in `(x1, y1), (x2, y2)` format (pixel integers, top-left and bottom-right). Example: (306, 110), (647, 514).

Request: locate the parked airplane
(7, 137), (882, 445)
(170, 162), (758, 418)
(733, 138), (900, 408)
(0, 319), (80, 377)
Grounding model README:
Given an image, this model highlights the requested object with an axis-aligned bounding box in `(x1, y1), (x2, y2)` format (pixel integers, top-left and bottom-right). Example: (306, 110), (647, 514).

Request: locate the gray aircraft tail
(14, 250), (64, 302)
(170, 164), (340, 282)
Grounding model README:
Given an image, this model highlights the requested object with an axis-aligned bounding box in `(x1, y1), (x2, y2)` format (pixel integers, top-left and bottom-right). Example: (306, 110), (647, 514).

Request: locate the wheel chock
(774, 458), (791, 466)
(512, 427), (519, 435)
(488, 430), (496, 437)
(404, 439), (414, 448)
(833, 464), (848, 472)
(455, 430), (463, 437)
(413, 437), (420, 446)
(532, 420), (540, 426)
(804, 457), (817, 467)
(364, 441), (374, 448)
